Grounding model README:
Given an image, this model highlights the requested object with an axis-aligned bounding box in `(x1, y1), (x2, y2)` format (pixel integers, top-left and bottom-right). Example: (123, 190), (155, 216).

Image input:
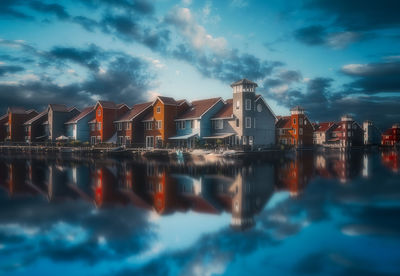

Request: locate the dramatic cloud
(0, 64), (25, 76)
(28, 1), (70, 20)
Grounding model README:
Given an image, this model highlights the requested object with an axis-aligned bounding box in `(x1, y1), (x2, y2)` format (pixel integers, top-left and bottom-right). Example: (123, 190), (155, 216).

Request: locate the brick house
(23, 110), (49, 142)
(313, 122), (337, 145)
(276, 106), (314, 147)
(6, 107), (38, 142)
(114, 102), (153, 146)
(381, 124), (400, 146)
(89, 101), (130, 144)
(329, 115), (364, 148)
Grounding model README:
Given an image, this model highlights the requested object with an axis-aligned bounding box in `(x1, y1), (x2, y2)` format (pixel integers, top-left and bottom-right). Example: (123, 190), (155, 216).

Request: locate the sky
(0, 0), (399, 128)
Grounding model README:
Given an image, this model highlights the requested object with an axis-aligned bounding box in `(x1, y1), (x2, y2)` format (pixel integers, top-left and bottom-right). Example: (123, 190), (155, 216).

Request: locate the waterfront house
(381, 124), (400, 146)
(169, 97), (224, 148)
(24, 110), (49, 142)
(114, 102), (153, 146)
(363, 120), (381, 145)
(65, 106), (95, 142)
(208, 99), (236, 146)
(6, 107), (38, 142)
(0, 113), (8, 142)
(276, 106), (314, 147)
(47, 104), (80, 141)
(313, 122), (337, 145)
(89, 101), (130, 144)
(329, 115), (364, 148)
(142, 96), (190, 148)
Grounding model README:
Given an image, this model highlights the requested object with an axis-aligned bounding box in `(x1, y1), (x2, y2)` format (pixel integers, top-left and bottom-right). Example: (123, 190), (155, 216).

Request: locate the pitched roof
(314, 122), (336, 132)
(65, 106), (94, 124)
(0, 113), (8, 121)
(176, 97), (221, 120)
(49, 104), (69, 112)
(8, 107), (27, 114)
(156, 96), (177, 105)
(176, 99), (189, 106)
(230, 78), (258, 87)
(24, 110), (48, 125)
(115, 102), (152, 122)
(331, 124), (343, 131)
(276, 116), (292, 129)
(212, 99), (233, 119)
(142, 112), (154, 122)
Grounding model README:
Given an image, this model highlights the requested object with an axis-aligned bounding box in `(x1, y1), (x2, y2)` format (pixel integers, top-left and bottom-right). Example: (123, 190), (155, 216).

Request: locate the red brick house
(0, 113), (8, 142)
(6, 108), (38, 142)
(381, 124), (400, 146)
(142, 96), (189, 148)
(89, 101), (130, 144)
(275, 106), (314, 147)
(114, 102), (153, 146)
(329, 115), (364, 147)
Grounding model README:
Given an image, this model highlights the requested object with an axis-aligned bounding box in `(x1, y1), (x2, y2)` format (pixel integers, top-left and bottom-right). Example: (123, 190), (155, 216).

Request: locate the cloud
(28, 1), (70, 20)
(0, 0), (33, 20)
(0, 65), (25, 76)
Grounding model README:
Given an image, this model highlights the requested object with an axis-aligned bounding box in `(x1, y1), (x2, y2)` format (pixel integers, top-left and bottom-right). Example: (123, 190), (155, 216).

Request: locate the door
(146, 136), (154, 148)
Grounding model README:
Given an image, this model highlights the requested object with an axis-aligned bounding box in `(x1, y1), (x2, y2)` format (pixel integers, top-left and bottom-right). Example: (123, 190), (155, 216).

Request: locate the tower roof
(230, 79), (258, 87)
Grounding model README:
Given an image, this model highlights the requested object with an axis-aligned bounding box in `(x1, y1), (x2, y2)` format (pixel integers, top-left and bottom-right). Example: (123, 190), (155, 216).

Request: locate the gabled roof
(255, 94), (277, 120)
(65, 106), (94, 124)
(24, 110), (48, 125)
(115, 102), (152, 122)
(176, 99), (190, 106)
(314, 122), (336, 133)
(96, 101), (129, 110)
(49, 104), (69, 112)
(230, 78), (258, 87)
(276, 116), (292, 129)
(8, 107), (28, 114)
(212, 99), (233, 119)
(0, 113), (8, 121)
(176, 97), (222, 120)
(154, 96), (177, 106)
(331, 124), (343, 132)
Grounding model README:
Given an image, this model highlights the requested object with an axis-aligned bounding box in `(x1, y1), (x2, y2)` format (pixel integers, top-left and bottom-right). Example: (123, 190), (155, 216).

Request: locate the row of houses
(0, 78), (399, 148)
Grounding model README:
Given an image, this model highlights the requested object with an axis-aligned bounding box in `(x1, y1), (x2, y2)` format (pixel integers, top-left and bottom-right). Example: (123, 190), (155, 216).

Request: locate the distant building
(0, 113), (8, 142)
(89, 101), (130, 144)
(313, 122), (337, 145)
(6, 107), (38, 142)
(329, 115), (364, 148)
(24, 110), (49, 142)
(381, 124), (400, 146)
(276, 106), (314, 147)
(65, 106), (95, 142)
(47, 104), (80, 141)
(363, 121), (381, 145)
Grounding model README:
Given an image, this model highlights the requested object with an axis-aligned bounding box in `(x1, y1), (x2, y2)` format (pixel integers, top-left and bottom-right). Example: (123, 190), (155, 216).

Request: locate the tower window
(245, 99), (251, 110)
(236, 119), (239, 127)
(236, 101), (240, 110)
(245, 117), (251, 128)
(293, 118), (296, 125)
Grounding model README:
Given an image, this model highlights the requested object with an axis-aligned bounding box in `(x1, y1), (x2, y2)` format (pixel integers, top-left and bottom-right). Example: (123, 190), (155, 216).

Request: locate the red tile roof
(176, 98), (221, 120)
(65, 106), (94, 124)
(332, 124), (344, 131)
(314, 122), (336, 132)
(276, 116), (292, 129)
(115, 102), (152, 122)
(212, 99), (233, 119)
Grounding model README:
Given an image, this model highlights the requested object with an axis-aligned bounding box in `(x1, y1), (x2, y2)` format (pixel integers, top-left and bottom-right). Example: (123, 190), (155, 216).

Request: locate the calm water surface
(0, 150), (399, 276)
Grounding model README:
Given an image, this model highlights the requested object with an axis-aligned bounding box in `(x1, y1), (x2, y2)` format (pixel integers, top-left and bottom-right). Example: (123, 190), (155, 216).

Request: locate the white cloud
(342, 64), (368, 74)
(271, 84), (289, 94)
(326, 31), (361, 49)
(147, 90), (161, 101)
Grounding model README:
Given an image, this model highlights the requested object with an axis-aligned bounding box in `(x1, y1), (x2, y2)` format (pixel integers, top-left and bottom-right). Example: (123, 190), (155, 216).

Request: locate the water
(0, 149), (399, 276)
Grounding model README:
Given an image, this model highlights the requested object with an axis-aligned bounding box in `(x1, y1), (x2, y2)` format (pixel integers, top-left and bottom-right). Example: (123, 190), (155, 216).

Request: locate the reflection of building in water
(48, 164), (79, 201)
(26, 159), (49, 196)
(277, 153), (314, 196)
(230, 166), (275, 230)
(67, 164), (93, 202)
(4, 161), (33, 196)
(381, 151), (399, 173)
(315, 151), (363, 183)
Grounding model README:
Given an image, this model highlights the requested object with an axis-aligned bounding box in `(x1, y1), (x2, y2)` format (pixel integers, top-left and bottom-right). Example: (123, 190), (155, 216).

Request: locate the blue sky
(0, 0), (399, 127)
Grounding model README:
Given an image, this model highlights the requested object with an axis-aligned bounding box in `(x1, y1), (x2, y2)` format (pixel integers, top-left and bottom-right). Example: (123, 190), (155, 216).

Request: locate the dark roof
(176, 99), (189, 106)
(314, 122), (336, 132)
(8, 107), (27, 114)
(142, 112), (154, 122)
(0, 113), (8, 121)
(49, 104), (69, 112)
(65, 106), (94, 124)
(156, 96), (177, 105)
(276, 116), (291, 129)
(96, 101), (128, 110)
(115, 102), (152, 122)
(176, 98), (221, 120)
(212, 99), (233, 119)
(230, 78), (258, 87)
(24, 110), (48, 125)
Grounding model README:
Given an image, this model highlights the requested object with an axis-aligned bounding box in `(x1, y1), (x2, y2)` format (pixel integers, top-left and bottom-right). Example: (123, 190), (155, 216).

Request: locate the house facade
(381, 124), (400, 146)
(276, 106), (314, 147)
(330, 115), (364, 148)
(170, 97), (224, 148)
(6, 108), (38, 142)
(89, 101), (130, 144)
(142, 96), (189, 148)
(208, 99), (237, 146)
(24, 111), (49, 142)
(65, 106), (95, 142)
(47, 104), (80, 141)
(313, 122), (337, 145)
(114, 102), (152, 146)
(363, 120), (381, 145)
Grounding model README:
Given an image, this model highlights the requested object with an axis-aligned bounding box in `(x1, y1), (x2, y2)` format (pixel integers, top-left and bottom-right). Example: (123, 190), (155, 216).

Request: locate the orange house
(276, 106), (314, 147)
(6, 107), (38, 142)
(89, 101), (130, 144)
(142, 96), (189, 148)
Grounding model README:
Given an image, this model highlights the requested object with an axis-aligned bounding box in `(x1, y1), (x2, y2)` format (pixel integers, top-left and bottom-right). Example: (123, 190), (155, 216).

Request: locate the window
(97, 122), (101, 130)
(293, 118), (296, 125)
(293, 129), (296, 135)
(236, 119), (239, 127)
(190, 120), (194, 129)
(181, 121), (186, 129)
(118, 123), (122, 131)
(236, 100), (240, 110)
(348, 131), (351, 137)
(299, 128), (303, 135)
(304, 120), (307, 125)
(215, 120), (223, 129)
(299, 118), (303, 125)
(91, 124), (95, 131)
(257, 104), (262, 112)
(245, 99), (251, 110)
(145, 122), (153, 130)
(97, 109), (101, 116)
(156, 120), (162, 129)
(253, 118), (256, 128)
(348, 123), (351, 128)
(127, 122), (131, 130)
(156, 106), (161, 113)
(245, 117), (251, 128)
